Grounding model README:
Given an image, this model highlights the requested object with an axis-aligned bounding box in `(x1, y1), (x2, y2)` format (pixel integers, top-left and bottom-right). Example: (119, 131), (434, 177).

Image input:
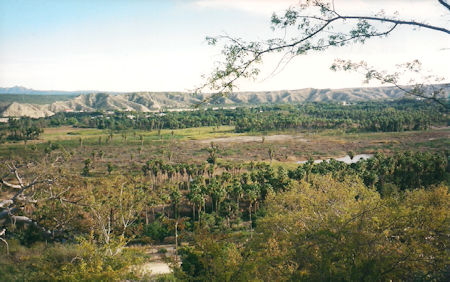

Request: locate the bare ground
(136, 244), (177, 277)
(140, 262), (172, 276)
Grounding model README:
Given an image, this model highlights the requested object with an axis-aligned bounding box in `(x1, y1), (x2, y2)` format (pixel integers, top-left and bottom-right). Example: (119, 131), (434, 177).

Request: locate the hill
(0, 85), (447, 118)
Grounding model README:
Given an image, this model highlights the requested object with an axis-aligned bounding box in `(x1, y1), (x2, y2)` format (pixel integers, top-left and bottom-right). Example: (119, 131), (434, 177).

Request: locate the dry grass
(1, 127), (448, 174)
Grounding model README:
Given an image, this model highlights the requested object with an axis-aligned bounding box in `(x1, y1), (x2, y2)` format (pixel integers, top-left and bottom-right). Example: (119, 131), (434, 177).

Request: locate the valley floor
(2, 125), (448, 173)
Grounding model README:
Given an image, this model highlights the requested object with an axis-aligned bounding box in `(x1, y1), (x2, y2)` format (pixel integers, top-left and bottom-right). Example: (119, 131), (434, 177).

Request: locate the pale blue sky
(0, 0), (449, 92)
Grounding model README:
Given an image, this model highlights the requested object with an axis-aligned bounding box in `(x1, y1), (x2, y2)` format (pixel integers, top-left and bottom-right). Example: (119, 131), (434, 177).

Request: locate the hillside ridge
(1, 85), (447, 118)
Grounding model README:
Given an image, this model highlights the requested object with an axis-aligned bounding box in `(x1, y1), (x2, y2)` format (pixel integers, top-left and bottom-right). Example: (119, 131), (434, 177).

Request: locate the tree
(85, 177), (145, 250)
(162, 216), (187, 262)
(107, 162), (114, 175)
(348, 150), (355, 160)
(197, 0), (449, 107)
(0, 162), (80, 243)
(196, 175), (448, 281)
(82, 159), (92, 176)
(188, 182), (205, 225)
(207, 142), (219, 165)
(0, 228), (8, 254)
(98, 150), (104, 160)
(331, 59), (449, 110)
(268, 146), (275, 165)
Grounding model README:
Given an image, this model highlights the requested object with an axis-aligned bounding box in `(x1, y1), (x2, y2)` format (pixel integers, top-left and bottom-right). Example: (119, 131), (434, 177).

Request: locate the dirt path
(140, 261), (172, 276)
(137, 244), (177, 277)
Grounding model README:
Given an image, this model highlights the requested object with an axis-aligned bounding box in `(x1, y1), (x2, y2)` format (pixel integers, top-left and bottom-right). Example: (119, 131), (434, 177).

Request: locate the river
(297, 154), (373, 165)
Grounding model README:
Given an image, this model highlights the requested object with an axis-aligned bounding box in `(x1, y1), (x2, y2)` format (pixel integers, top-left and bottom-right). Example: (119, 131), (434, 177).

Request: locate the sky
(0, 0), (449, 92)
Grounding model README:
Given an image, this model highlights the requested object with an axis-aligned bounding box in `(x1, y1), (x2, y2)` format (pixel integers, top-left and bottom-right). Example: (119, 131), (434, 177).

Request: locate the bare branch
(197, 1), (449, 99)
(0, 180), (22, 189)
(439, 0), (450, 11)
(0, 229), (8, 254)
(337, 15), (449, 35)
(331, 59), (449, 110)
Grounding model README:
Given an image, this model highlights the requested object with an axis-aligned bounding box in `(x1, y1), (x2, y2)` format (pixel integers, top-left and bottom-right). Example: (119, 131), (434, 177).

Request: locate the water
(296, 154), (373, 165)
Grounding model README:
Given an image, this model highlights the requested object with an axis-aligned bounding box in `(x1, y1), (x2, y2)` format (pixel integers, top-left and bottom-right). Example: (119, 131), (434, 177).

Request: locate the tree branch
(197, 1), (449, 99)
(439, 0), (450, 11)
(336, 15), (449, 35)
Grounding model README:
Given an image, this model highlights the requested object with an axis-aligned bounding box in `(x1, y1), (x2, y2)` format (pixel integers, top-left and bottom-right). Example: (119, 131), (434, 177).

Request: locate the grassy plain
(40, 125), (239, 142)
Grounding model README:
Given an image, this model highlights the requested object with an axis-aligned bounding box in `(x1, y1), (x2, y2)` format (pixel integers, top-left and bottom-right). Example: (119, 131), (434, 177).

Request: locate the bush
(158, 248), (168, 254)
(154, 273), (177, 282)
(0, 237), (146, 281)
(143, 219), (171, 243)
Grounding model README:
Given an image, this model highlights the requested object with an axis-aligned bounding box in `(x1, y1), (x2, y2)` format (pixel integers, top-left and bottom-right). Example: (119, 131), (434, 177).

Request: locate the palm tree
(231, 179), (243, 210)
(170, 187), (182, 219)
(244, 183), (260, 238)
(268, 146), (275, 165)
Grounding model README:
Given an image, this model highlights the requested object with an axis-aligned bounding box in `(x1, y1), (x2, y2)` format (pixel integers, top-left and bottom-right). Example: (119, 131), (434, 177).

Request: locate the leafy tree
(82, 158), (91, 176)
(176, 234), (243, 281)
(85, 177), (146, 249)
(0, 237), (145, 281)
(0, 163), (84, 244)
(207, 142), (219, 165)
(177, 175), (449, 281)
(250, 176), (449, 280)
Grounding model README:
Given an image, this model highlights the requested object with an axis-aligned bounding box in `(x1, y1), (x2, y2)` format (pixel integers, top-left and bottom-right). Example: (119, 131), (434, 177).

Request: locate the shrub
(143, 219), (171, 243)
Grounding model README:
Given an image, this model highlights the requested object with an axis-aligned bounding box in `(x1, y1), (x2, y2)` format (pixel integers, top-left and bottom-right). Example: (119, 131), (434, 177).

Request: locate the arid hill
(0, 85), (446, 118)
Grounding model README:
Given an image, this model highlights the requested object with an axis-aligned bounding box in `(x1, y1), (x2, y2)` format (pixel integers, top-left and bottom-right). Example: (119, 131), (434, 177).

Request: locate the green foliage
(250, 176), (449, 281)
(143, 218), (172, 243)
(175, 176), (449, 281)
(234, 101), (445, 133)
(158, 247), (168, 254)
(81, 158), (91, 176)
(0, 237), (145, 281)
(0, 117), (43, 142)
(0, 108), (448, 281)
(1, 101), (445, 138)
(8, 224), (48, 247)
(154, 273), (177, 282)
(107, 162), (114, 175)
(207, 142), (219, 165)
(289, 151), (448, 192)
(177, 236), (243, 281)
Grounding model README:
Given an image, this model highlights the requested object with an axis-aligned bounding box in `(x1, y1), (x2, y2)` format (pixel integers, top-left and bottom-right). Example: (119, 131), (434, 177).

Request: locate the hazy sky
(0, 0), (448, 92)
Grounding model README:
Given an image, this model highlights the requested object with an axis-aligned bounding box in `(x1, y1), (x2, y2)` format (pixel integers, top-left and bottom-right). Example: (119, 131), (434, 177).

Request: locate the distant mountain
(0, 85), (448, 118)
(0, 86), (98, 95)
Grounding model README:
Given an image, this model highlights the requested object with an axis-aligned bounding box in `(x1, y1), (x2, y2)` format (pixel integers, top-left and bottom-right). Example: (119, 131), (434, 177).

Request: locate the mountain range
(0, 85), (448, 118)
(0, 86), (99, 95)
